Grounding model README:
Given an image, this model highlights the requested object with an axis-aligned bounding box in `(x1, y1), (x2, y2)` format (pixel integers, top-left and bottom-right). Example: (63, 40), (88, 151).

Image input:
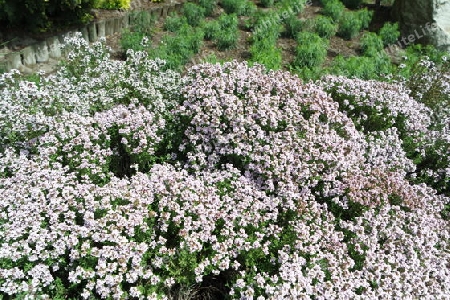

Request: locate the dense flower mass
(0, 36), (449, 299)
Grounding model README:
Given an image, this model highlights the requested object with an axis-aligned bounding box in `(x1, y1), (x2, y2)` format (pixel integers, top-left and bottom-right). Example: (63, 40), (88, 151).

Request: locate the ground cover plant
(0, 31), (449, 299)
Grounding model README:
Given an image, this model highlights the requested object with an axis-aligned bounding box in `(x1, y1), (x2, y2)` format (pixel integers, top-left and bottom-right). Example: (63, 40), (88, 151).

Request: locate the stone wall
(392, 0), (450, 51)
(0, 1), (184, 74)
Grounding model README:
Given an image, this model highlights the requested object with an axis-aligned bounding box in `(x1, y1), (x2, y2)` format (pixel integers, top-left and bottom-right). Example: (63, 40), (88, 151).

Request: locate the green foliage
(198, 0), (217, 16)
(294, 32), (328, 69)
(149, 24), (204, 70)
(214, 14), (239, 50)
(379, 22), (400, 46)
(0, 0), (96, 30)
(341, 0), (363, 9)
(276, 0), (308, 12)
(221, 0), (256, 16)
(329, 54), (392, 80)
(357, 8), (373, 30)
(95, 0), (130, 9)
(282, 15), (303, 39)
(250, 39), (283, 70)
(252, 12), (282, 44)
(312, 15), (337, 39)
(182, 2), (205, 27)
(260, 0), (275, 8)
(215, 29), (239, 51)
(120, 29), (146, 52)
(360, 32), (384, 57)
(120, 11), (155, 53)
(321, 0), (345, 22)
(337, 11), (362, 40)
(202, 20), (221, 40)
(164, 13), (188, 32)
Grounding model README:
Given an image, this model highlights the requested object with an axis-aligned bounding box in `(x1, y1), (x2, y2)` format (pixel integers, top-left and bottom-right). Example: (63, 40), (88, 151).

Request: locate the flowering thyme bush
(0, 37), (449, 299)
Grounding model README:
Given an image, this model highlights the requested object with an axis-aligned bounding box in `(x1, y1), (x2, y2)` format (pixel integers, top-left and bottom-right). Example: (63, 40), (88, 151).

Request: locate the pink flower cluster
(0, 38), (448, 299)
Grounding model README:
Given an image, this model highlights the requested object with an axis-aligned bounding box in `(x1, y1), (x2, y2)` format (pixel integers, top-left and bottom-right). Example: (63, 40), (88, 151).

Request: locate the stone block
(6, 52), (22, 71)
(47, 36), (61, 58)
(392, 0), (450, 51)
(121, 15), (130, 29)
(97, 21), (106, 38)
(113, 18), (122, 33)
(105, 19), (115, 36)
(162, 4), (170, 18)
(21, 46), (36, 66)
(80, 27), (90, 42)
(35, 41), (49, 63)
(88, 23), (98, 42)
(151, 7), (162, 21)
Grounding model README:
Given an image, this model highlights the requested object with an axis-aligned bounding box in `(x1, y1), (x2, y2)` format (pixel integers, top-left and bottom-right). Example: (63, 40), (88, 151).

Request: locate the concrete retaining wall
(0, 0), (185, 74)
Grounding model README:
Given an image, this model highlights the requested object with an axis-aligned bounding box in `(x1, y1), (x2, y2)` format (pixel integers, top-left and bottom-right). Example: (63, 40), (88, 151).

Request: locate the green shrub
(221, 0), (256, 16)
(379, 22), (400, 46)
(164, 13), (188, 32)
(203, 20), (221, 40)
(276, 0), (308, 11)
(120, 29), (146, 52)
(198, 0), (217, 16)
(260, 0), (275, 8)
(282, 15), (303, 39)
(360, 32), (384, 57)
(294, 32), (328, 69)
(337, 11), (362, 40)
(217, 12), (239, 29)
(182, 2), (205, 27)
(250, 39), (283, 70)
(253, 12), (282, 44)
(341, 0), (363, 9)
(357, 8), (373, 29)
(312, 15), (337, 39)
(96, 0), (130, 9)
(120, 11), (155, 53)
(149, 24), (204, 70)
(215, 30), (239, 50)
(329, 54), (392, 79)
(213, 14), (239, 50)
(322, 0), (345, 22)
(0, 0), (96, 30)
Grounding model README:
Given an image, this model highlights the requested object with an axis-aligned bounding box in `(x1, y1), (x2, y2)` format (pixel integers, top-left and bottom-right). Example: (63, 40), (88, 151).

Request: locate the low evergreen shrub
(379, 22), (400, 46)
(120, 30), (146, 52)
(360, 32), (383, 57)
(203, 20), (221, 40)
(360, 32), (384, 57)
(198, 0), (217, 16)
(164, 14), (188, 32)
(253, 12), (282, 44)
(329, 53), (392, 79)
(321, 0), (345, 22)
(221, 0), (256, 16)
(337, 11), (362, 40)
(182, 2), (205, 27)
(282, 15), (303, 39)
(250, 39), (283, 70)
(357, 8), (373, 29)
(294, 32), (328, 69)
(312, 15), (337, 39)
(214, 14), (239, 50)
